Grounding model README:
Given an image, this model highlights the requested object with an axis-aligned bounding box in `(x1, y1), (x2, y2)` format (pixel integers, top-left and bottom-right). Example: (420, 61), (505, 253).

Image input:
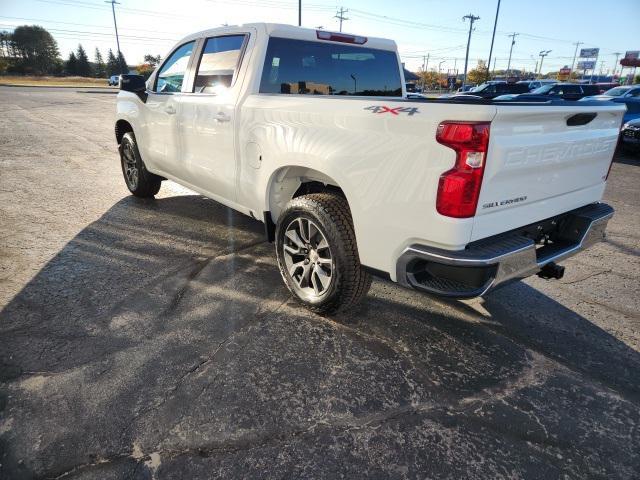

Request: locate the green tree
(94, 48), (106, 77)
(75, 44), (92, 77)
(117, 50), (128, 73)
(106, 48), (119, 76)
(65, 51), (77, 75)
(467, 60), (488, 85)
(143, 54), (161, 67)
(10, 25), (60, 74)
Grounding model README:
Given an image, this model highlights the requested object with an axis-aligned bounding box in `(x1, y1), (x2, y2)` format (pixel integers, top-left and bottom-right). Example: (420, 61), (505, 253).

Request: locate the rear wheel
(119, 132), (162, 198)
(276, 193), (371, 314)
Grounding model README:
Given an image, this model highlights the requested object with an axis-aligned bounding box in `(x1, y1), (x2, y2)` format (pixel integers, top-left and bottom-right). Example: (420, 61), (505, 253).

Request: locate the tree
(117, 50), (128, 73)
(143, 54), (161, 67)
(9, 25), (60, 74)
(136, 62), (155, 79)
(467, 60), (489, 85)
(75, 44), (92, 77)
(94, 48), (106, 77)
(106, 48), (118, 76)
(66, 51), (77, 75)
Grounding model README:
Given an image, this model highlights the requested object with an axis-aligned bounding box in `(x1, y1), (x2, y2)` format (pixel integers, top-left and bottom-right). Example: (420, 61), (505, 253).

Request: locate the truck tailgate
(471, 103), (624, 241)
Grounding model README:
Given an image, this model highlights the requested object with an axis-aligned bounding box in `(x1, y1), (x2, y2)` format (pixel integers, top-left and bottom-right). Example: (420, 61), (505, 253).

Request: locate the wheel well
(267, 167), (348, 224)
(115, 119), (133, 145)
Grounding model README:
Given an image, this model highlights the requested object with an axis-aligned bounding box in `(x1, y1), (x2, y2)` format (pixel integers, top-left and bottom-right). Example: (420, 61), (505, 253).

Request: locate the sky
(1, 0), (639, 75)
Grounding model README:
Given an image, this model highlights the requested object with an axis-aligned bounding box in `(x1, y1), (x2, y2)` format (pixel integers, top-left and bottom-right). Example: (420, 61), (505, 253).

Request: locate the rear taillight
(316, 30), (367, 44)
(435, 122), (490, 218)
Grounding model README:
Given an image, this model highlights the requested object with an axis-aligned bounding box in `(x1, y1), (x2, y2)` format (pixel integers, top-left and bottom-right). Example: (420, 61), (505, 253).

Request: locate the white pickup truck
(115, 23), (623, 313)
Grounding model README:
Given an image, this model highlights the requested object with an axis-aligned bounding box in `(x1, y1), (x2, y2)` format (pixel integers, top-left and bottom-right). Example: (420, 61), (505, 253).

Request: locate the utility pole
(537, 50), (551, 79)
(438, 60), (445, 90)
(461, 13), (480, 88)
(590, 49), (599, 83)
(334, 7), (349, 32)
(570, 41), (583, 76)
(421, 53), (430, 91)
(486, 0), (501, 82)
(105, 0), (124, 74)
(298, 0), (301, 26)
(506, 32), (519, 77)
(612, 52), (621, 77)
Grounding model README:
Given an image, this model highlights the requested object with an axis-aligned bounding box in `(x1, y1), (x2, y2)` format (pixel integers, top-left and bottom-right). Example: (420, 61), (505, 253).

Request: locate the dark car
(495, 83), (600, 101)
(620, 118), (640, 154)
(457, 81), (529, 99)
(595, 82), (619, 94)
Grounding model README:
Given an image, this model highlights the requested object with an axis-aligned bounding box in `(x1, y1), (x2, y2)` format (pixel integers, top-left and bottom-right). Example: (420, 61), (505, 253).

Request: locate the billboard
(624, 51), (639, 60)
(577, 61), (595, 70)
(579, 48), (599, 58)
(558, 67), (571, 81)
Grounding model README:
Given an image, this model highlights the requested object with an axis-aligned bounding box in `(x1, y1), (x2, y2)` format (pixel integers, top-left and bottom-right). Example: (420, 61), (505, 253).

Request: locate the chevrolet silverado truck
(114, 23), (623, 313)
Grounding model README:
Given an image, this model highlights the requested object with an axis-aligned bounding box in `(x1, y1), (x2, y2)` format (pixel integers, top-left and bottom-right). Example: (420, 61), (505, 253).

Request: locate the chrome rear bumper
(396, 203), (614, 298)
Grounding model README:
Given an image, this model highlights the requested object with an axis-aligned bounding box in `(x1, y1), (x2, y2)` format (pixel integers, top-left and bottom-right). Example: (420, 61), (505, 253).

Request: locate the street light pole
(105, 0), (124, 74)
(461, 13), (480, 88)
(612, 52), (621, 77)
(486, 0), (501, 82)
(537, 50), (551, 79)
(298, 0), (301, 26)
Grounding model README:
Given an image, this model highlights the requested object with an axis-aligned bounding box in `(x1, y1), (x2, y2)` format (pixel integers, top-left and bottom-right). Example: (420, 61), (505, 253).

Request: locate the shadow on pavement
(1, 194), (638, 479)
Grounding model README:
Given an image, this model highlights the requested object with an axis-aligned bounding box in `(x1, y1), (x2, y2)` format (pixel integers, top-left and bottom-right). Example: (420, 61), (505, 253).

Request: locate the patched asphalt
(0, 86), (639, 479)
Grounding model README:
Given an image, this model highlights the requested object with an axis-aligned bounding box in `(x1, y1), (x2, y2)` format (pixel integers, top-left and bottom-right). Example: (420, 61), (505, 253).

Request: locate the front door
(178, 34), (249, 203)
(140, 41), (195, 175)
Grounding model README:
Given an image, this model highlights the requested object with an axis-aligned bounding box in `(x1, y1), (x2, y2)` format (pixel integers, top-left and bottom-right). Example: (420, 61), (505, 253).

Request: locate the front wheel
(275, 193), (371, 314)
(119, 131), (162, 198)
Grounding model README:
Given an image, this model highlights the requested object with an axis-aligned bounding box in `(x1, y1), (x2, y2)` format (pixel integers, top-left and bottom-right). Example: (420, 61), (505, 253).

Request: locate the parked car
(456, 84), (476, 93)
(108, 75), (120, 86)
(495, 83), (600, 101)
(581, 85), (640, 101)
(620, 118), (640, 153)
(580, 85), (640, 122)
(457, 81), (529, 99)
(115, 23), (623, 313)
(594, 82), (619, 94)
(516, 79), (556, 91)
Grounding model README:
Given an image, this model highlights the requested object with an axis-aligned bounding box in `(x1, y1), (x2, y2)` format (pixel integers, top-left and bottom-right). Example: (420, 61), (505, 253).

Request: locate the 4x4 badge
(364, 106), (419, 116)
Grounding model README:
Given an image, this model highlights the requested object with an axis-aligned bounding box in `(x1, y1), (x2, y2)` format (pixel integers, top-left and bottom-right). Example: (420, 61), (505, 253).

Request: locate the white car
(115, 23), (623, 313)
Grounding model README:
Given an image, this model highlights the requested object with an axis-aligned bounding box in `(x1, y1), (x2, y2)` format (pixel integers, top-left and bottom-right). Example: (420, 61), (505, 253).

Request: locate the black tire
(119, 131), (162, 198)
(275, 193), (371, 314)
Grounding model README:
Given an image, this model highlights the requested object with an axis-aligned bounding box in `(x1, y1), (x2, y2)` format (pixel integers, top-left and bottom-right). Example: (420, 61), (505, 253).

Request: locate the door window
(154, 41), (195, 93)
(193, 35), (247, 93)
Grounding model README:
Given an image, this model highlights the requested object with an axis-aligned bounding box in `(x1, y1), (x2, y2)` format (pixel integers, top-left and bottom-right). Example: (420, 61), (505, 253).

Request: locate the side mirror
(120, 74), (147, 100)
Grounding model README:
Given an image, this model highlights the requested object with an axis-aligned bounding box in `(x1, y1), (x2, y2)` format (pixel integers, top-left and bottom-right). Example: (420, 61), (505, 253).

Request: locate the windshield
(604, 87), (629, 97)
(531, 84), (555, 94)
(470, 83), (490, 92)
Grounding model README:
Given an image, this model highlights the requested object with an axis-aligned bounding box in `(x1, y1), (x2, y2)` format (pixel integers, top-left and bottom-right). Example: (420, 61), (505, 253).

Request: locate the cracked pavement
(0, 86), (639, 479)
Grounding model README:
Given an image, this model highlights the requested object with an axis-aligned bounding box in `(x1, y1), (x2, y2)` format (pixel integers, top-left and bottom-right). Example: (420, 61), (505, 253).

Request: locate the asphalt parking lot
(0, 86), (639, 479)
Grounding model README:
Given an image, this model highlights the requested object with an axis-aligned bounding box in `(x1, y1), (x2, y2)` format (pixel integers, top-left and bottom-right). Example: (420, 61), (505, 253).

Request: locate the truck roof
(178, 23), (398, 52)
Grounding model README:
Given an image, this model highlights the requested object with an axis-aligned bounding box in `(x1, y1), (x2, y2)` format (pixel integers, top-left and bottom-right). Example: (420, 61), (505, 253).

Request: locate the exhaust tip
(537, 262), (565, 280)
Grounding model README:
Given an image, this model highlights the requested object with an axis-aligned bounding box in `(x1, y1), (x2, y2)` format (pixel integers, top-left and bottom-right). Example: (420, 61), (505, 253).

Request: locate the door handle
(164, 105), (176, 115)
(214, 111), (230, 122)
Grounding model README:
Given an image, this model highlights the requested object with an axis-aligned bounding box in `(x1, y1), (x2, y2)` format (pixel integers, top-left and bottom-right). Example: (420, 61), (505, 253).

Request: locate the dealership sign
(624, 51), (639, 60)
(557, 67), (571, 80)
(579, 48), (599, 58)
(577, 61), (595, 70)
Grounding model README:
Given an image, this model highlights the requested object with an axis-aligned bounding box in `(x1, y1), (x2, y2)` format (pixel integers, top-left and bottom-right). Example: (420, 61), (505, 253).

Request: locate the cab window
(154, 41), (195, 93)
(193, 35), (247, 93)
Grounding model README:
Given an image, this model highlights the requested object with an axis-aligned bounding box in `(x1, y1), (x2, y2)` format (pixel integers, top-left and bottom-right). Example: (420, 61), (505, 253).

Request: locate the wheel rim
(121, 141), (138, 190)
(282, 217), (334, 300)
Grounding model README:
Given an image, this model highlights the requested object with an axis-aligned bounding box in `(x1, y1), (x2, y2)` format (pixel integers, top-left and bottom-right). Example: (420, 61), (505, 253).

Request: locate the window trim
(152, 40), (197, 94)
(189, 33), (250, 95)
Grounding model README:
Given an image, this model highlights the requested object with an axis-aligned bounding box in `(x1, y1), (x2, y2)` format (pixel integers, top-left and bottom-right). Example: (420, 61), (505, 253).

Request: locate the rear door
(178, 31), (252, 201)
(470, 103), (625, 241)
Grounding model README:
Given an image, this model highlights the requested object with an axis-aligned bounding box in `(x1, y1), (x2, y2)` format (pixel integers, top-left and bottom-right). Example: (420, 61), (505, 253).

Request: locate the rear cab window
(259, 37), (402, 96)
